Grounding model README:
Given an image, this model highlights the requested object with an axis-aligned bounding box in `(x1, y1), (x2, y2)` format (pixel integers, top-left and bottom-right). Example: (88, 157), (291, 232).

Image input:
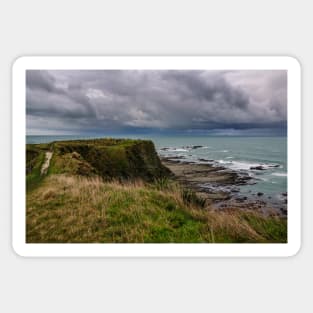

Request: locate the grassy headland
(26, 138), (287, 243)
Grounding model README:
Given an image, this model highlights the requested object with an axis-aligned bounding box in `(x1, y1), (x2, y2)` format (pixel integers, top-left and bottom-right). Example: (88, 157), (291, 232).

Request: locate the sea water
(27, 135), (287, 204)
(152, 136), (287, 201)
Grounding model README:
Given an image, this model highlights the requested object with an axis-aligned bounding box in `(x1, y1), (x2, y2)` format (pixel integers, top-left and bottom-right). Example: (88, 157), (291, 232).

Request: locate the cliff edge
(26, 138), (171, 186)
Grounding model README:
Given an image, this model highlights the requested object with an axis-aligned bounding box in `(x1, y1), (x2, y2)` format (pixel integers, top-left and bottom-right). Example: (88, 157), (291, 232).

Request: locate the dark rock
(270, 164), (280, 168)
(234, 176), (253, 185)
(231, 188), (240, 193)
(236, 196), (247, 202)
(198, 158), (211, 162)
(169, 156), (185, 160)
(257, 192), (264, 196)
(280, 208), (288, 215)
(282, 192), (287, 197)
(250, 166), (265, 170)
(182, 145), (203, 149)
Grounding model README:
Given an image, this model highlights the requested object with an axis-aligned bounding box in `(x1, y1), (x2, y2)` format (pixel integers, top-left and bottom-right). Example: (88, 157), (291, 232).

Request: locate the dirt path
(41, 152), (53, 175)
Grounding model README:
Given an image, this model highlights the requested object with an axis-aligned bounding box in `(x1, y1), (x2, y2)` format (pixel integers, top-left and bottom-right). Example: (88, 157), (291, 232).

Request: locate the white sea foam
(217, 160), (280, 172)
(228, 161), (261, 171)
(173, 148), (188, 152)
(271, 172), (287, 177)
(259, 177), (269, 181)
(217, 160), (231, 165)
(160, 148), (189, 152)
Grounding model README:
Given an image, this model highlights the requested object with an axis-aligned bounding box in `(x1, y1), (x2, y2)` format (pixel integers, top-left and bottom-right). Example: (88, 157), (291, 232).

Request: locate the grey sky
(26, 70), (287, 135)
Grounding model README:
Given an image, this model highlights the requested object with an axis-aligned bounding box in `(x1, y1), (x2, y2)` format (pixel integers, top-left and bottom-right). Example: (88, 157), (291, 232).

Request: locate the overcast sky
(26, 70), (287, 135)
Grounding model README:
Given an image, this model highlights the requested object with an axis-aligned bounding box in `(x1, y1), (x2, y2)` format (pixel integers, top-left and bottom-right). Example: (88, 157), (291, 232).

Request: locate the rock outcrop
(27, 138), (171, 182)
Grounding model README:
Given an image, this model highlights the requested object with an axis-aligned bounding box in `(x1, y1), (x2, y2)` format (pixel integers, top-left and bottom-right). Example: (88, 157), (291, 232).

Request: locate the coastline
(161, 157), (287, 217)
(26, 138), (287, 243)
(26, 135), (288, 218)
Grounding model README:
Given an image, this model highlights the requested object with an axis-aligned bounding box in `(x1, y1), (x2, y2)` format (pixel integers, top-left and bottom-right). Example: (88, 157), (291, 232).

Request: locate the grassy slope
(48, 138), (171, 180)
(26, 138), (287, 243)
(26, 143), (50, 192)
(26, 174), (287, 243)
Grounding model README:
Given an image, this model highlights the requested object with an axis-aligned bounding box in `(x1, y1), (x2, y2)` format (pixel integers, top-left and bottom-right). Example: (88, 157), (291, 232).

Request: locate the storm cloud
(26, 70), (287, 135)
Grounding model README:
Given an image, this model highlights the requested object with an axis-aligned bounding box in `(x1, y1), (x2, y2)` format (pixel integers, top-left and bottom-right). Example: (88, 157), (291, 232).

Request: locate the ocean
(27, 135), (287, 206)
(155, 136), (287, 206)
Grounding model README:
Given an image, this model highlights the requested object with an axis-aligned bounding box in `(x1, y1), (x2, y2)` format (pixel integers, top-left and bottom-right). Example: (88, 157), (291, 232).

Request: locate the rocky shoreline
(161, 156), (287, 217)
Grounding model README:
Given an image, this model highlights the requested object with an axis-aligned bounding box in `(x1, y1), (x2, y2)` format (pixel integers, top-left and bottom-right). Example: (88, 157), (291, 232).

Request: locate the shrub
(181, 188), (206, 208)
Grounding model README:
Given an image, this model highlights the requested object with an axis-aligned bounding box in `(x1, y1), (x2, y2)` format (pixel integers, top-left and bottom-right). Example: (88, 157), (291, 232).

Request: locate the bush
(181, 189), (206, 208)
(153, 177), (171, 190)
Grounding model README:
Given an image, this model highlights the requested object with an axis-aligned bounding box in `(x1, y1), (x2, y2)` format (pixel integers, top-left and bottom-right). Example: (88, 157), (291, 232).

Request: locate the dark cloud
(26, 70), (64, 94)
(26, 70), (287, 135)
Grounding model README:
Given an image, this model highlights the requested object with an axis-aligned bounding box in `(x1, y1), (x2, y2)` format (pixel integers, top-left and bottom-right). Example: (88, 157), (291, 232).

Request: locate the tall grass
(26, 174), (287, 243)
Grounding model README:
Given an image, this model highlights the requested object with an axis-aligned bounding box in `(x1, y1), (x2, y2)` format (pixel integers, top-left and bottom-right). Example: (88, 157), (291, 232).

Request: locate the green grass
(26, 148), (46, 193)
(33, 138), (171, 181)
(26, 174), (287, 243)
(241, 213), (287, 242)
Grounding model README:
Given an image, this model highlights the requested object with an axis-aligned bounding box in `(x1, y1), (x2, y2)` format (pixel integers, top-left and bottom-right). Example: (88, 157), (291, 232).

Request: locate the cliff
(26, 138), (171, 183)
